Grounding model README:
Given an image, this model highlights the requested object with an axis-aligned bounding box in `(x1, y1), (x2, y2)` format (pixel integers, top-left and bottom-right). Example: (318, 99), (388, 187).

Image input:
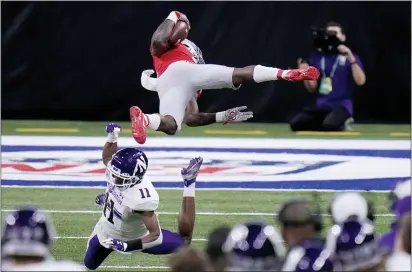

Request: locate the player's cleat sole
(129, 106), (147, 145)
(285, 66), (320, 81)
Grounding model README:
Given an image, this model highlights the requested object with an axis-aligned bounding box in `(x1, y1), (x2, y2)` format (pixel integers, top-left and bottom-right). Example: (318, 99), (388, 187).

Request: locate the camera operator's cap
(331, 192), (368, 224)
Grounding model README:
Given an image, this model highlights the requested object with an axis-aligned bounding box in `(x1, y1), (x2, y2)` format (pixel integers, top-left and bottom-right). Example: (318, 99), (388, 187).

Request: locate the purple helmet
(106, 147), (148, 190)
(222, 221), (286, 271)
(324, 220), (382, 271)
(1, 206), (56, 258)
(282, 239), (333, 272)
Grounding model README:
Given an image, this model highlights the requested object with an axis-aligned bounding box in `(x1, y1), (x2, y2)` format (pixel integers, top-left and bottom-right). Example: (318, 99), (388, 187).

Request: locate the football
(169, 21), (189, 45)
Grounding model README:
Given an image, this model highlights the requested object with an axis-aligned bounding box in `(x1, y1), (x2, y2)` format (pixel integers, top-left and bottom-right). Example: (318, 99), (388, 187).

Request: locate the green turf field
(1, 120), (408, 270)
(1, 187), (393, 271)
(2, 120), (410, 139)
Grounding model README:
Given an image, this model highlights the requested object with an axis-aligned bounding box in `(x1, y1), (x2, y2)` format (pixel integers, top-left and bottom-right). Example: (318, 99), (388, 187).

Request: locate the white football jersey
(2, 259), (84, 271)
(93, 174), (160, 246)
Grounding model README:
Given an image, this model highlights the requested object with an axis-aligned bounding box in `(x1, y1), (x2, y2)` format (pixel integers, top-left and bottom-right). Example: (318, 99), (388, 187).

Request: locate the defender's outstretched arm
(102, 123), (122, 166)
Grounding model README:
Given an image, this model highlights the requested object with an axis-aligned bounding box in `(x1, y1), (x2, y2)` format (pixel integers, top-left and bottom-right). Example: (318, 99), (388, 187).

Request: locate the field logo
(1, 136), (410, 190)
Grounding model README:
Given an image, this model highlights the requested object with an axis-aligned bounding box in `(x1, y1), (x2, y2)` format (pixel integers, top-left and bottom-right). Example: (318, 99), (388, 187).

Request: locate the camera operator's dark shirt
(309, 52), (364, 115)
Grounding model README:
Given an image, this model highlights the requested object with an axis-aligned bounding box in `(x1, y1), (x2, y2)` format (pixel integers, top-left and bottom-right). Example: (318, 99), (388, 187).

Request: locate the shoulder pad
(131, 199), (159, 212)
(122, 174), (159, 211)
(122, 190), (159, 212)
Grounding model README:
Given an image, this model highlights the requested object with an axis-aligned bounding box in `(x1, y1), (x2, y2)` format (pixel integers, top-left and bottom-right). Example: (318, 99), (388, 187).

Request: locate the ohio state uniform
(151, 43), (195, 77)
(130, 11), (319, 145)
(149, 37), (238, 132)
(150, 42), (202, 98)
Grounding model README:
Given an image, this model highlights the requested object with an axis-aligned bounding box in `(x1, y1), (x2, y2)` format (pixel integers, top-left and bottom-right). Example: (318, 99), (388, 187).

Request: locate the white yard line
(1, 209), (394, 217)
(0, 185), (391, 192)
(55, 236), (206, 241)
(4, 135), (409, 149)
(89, 265), (168, 269)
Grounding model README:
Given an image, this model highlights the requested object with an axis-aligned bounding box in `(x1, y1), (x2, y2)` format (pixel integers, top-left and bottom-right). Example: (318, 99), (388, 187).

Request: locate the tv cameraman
(290, 21), (366, 132)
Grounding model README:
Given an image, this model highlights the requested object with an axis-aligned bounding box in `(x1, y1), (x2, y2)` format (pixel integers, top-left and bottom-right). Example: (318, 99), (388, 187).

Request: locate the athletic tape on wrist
(166, 12), (178, 23)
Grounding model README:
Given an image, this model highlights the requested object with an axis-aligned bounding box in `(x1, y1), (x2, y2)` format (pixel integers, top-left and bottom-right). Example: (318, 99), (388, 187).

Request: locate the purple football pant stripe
(83, 229), (184, 269)
(84, 234), (113, 270)
(142, 229), (185, 255)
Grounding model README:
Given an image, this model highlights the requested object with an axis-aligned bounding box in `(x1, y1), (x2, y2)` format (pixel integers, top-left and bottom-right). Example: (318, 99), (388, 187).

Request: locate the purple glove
(181, 157), (203, 187)
(103, 238), (128, 252)
(106, 123), (122, 143)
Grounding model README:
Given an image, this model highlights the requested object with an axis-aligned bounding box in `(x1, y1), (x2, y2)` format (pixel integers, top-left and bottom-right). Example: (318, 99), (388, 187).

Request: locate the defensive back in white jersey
(91, 174), (160, 247)
(2, 259), (84, 271)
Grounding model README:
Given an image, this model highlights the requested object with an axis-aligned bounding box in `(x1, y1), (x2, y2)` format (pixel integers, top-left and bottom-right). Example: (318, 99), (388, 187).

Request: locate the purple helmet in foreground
(324, 219), (382, 271)
(222, 221), (286, 271)
(1, 206), (56, 258)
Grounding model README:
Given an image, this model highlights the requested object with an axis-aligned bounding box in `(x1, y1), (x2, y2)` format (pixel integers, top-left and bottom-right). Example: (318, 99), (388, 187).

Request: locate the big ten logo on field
(1, 136), (410, 190)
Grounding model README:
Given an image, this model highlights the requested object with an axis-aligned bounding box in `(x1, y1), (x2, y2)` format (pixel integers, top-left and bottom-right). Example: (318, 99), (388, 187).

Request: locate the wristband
(106, 133), (118, 143)
(166, 12), (178, 23)
(124, 238), (143, 252)
(350, 61), (357, 65)
(215, 111), (225, 123)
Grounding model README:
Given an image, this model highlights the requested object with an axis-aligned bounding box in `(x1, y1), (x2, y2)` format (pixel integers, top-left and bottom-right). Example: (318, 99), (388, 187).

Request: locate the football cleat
(181, 157), (203, 187)
(129, 106), (147, 144)
(284, 66), (320, 81)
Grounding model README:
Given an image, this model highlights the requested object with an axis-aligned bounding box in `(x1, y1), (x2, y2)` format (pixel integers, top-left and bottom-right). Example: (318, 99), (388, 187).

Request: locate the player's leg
(232, 64), (319, 86)
(84, 233), (113, 270)
(142, 229), (185, 255)
(321, 106), (351, 131)
(130, 65), (195, 143)
(290, 107), (329, 132)
(183, 96), (200, 126)
(177, 61), (319, 91)
(130, 86), (190, 143)
(130, 106), (178, 137)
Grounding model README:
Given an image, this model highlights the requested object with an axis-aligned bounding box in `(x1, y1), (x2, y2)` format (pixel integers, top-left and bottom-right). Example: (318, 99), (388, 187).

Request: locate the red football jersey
(151, 43), (195, 76)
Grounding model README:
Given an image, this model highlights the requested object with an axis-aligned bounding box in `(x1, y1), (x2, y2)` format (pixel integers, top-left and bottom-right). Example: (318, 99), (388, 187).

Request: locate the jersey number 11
(103, 189), (152, 224)
(103, 192), (115, 224)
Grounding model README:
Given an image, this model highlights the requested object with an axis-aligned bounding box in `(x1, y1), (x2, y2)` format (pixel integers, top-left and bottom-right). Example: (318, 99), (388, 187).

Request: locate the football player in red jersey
(130, 11), (320, 144)
(140, 67), (253, 131)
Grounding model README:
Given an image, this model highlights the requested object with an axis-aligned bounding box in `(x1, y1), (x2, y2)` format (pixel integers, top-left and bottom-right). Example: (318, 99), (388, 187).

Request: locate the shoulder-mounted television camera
(312, 27), (342, 55)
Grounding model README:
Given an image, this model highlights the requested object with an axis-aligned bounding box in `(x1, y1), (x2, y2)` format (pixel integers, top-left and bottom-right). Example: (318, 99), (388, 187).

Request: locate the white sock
(144, 114), (161, 130)
(215, 111), (225, 123)
(183, 183), (196, 197)
(252, 65), (290, 83)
